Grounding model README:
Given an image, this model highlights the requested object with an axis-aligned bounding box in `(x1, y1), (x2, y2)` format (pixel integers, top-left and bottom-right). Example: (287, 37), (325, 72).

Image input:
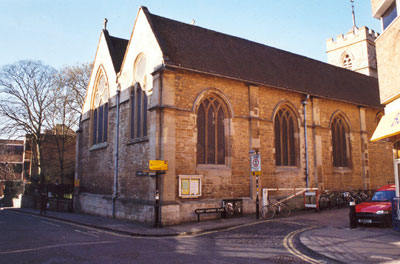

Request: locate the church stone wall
(156, 69), (393, 224)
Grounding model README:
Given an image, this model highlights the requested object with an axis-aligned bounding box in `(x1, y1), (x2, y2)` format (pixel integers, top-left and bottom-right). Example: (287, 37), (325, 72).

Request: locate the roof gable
(143, 9), (381, 108)
(103, 30), (129, 73)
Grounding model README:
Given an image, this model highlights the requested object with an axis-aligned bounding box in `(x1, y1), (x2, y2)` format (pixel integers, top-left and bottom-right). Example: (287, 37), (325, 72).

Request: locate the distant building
(0, 139), (25, 182)
(75, 7), (394, 225)
(25, 127), (76, 185)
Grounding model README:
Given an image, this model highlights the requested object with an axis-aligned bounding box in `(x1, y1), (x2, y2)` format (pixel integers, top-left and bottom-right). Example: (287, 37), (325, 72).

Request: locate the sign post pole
(251, 153), (261, 219)
(148, 160), (168, 228)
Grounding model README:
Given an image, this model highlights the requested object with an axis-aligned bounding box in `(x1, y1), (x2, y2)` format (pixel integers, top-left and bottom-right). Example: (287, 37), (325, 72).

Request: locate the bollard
(349, 201), (357, 229)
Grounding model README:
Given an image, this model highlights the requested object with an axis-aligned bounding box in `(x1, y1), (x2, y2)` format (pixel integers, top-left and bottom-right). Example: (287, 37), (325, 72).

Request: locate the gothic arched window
(92, 73), (109, 145)
(342, 53), (353, 70)
(130, 84), (148, 139)
(197, 96), (226, 165)
(331, 115), (350, 167)
(274, 107), (297, 166)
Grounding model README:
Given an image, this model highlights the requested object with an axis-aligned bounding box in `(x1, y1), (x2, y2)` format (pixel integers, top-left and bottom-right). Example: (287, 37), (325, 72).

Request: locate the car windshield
(371, 190), (396, 202)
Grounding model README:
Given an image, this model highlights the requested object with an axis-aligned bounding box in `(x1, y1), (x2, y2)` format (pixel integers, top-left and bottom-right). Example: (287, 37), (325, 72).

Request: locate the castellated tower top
(326, 26), (379, 78)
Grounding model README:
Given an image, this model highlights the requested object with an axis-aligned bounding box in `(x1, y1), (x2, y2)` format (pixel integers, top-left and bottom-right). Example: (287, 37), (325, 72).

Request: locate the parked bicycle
(261, 198), (290, 219)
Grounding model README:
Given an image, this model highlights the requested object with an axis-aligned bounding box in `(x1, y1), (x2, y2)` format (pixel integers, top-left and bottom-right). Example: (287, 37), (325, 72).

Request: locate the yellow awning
(371, 110), (400, 142)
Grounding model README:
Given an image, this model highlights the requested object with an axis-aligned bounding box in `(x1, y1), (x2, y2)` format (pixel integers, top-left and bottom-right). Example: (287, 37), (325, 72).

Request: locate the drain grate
(263, 254), (311, 264)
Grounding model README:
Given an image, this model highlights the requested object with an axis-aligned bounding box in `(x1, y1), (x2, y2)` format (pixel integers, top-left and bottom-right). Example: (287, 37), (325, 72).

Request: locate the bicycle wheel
(261, 205), (275, 219)
(225, 202), (234, 218)
(318, 194), (330, 210)
(277, 203), (290, 218)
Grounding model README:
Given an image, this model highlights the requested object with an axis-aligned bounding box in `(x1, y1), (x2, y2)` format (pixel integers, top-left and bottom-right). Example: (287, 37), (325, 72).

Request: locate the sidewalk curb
(12, 209), (261, 238)
(293, 227), (345, 264)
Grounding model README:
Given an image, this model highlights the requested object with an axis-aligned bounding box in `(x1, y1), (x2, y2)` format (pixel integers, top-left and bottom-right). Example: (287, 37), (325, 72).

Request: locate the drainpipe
(302, 95), (310, 189)
(155, 71), (163, 227)
(74, 115), (83, 212)
(112, 86), (121, 219)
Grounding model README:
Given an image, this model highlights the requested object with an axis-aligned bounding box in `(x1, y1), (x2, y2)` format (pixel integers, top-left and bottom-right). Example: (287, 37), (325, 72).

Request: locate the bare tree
(0, 60), (57, 180)
(44, 63), (91, 184)
(58, 63), (91, 117)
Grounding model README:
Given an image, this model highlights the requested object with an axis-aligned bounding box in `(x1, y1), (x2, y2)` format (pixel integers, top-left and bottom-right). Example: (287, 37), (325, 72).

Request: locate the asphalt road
(0, 209), (337, 264)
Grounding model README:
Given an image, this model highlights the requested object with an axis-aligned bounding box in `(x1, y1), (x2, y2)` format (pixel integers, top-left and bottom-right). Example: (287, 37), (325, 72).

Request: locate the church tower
(326, 1), (379, 78)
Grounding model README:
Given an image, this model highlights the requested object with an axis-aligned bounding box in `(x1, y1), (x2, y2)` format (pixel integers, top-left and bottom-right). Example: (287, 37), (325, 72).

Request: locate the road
(0, 209), (339, 264)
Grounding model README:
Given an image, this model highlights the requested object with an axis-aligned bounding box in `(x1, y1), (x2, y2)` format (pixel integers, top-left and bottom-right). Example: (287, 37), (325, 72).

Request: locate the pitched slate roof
(142, 7), (381, 108)
(103, 30), (129, 73)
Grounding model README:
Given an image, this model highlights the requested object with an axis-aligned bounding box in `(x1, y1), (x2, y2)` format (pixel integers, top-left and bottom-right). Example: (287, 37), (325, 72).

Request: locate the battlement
(327, 26), (380, 47)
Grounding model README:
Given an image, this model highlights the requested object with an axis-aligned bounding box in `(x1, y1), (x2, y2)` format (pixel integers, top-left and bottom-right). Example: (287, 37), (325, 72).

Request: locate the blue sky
(0, 0), (380, 69)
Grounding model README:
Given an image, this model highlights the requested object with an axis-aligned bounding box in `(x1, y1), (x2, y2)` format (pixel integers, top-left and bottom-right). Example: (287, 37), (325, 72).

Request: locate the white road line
(74, 229), (99, 237)
(41, 221), (60, 227)
(0, 240), (117, 255)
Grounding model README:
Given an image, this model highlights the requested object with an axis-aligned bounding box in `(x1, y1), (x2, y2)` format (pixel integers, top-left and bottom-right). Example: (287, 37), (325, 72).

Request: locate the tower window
(342, 54), (352, 70)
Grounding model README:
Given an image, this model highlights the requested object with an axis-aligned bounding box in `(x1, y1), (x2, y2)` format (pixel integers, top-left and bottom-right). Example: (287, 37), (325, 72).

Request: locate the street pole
(154, 171), (160, 228)
(256, 173), (259, 219)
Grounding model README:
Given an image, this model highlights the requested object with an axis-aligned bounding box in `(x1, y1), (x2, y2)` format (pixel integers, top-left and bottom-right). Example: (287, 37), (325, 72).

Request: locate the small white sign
(251, 154), (261, 172)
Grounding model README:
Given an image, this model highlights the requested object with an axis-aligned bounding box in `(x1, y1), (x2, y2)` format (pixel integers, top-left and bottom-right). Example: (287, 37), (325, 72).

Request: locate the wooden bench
(195, 207), (225, 222)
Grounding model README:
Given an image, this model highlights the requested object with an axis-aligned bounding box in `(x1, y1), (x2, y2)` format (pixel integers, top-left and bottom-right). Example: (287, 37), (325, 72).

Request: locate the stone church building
(75, 6), (393, 225)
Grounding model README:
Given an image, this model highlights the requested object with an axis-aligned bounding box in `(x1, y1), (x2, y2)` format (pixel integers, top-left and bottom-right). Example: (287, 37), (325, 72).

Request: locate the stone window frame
(330, 111), (352, 169)
(272, 102), (300, 168)
(129, 83), (148, 142)
(376, 111), (384, 126)
(341, 52), (353, 70)
(193, 89), (233, 168)
(90, 66), (109, 149)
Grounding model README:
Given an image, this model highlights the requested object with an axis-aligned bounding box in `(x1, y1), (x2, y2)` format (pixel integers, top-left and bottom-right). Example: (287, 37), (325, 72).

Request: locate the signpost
(149, 160), (168, 228)
(251, 153), (261, 219)
(135, 160), (168, 227)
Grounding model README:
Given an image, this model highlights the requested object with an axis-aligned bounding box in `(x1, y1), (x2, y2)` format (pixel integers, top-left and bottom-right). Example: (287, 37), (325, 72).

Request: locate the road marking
(283, 226), (321, 264)
(0, 240), (117, 255)
(74, 229), (99, 237)
(41, 221), (60, 227)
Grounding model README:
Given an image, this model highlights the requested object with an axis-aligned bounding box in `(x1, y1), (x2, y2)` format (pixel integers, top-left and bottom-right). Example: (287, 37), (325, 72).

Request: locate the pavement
(8, 207), (400, 263)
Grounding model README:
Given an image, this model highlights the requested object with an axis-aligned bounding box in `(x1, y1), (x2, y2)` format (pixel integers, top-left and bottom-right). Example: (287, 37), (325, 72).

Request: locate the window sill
(196, 164), (231, 171)
(89, 142), (108, 151)
(275, 166), (300, 172)
(127, 136), (149, 145)
(333, 167), (352, 173)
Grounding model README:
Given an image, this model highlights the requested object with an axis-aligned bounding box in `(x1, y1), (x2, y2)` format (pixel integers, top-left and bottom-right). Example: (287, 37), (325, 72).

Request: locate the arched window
(197, 96), (226, 165)
(394, 141), (400, 159)
(331, 115), (350, 167)
(274, 107), (297, 166)
(342, 53), (353, 70)
(130, 84), (148, 139)
(92, 73), (109, 145)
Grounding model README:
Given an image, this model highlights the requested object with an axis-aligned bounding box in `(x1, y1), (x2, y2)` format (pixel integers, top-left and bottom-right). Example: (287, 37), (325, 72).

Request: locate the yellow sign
(371, 110), (400, 142)
(252, 171), (261, 176)
(74, 179), (80, 187)
(149, 160), (168, 171)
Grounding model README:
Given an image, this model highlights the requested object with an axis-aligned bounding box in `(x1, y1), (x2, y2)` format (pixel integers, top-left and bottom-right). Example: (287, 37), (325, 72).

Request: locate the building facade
(0, 140), (24, 182)
(75, 7), (394, 225)
(370, 0), (400, 197)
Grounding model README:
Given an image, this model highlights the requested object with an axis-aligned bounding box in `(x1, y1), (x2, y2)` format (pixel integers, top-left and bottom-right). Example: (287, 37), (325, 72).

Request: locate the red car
(355, 184), (396, 227)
